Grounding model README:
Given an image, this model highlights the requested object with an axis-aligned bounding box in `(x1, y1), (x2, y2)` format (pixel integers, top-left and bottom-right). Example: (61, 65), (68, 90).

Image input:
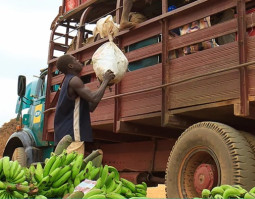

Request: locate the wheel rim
(178, 146), (221, 198)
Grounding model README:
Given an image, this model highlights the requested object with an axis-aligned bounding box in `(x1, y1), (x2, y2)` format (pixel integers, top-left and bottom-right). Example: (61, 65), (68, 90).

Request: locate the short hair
(56, 54), (74, 74)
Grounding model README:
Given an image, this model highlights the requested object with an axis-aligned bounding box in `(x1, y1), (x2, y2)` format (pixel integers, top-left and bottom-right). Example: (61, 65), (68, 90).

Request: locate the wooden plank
(121, 21), (161, 47)
(168, 70), (240, 109)
(91, 99), (115, 122)
(51, 74), (64, 85)
(168, 42), (239, 83)
(125, 42), (161, 63)
(168, 18), (237, 51)
(80, 64), (95, 76)
(165, 0), (236, 31)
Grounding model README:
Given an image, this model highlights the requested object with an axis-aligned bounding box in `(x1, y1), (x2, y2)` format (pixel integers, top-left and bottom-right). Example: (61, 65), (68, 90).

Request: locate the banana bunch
(83, 164), (147, 199)
(199, 184), (255, 199)
(34, 150), (82, 198)
(0, 157), (37, 199)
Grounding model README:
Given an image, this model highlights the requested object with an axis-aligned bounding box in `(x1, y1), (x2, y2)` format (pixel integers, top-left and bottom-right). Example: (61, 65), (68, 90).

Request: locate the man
(54, 54), (115, 145)
(120, 0), (152, 30)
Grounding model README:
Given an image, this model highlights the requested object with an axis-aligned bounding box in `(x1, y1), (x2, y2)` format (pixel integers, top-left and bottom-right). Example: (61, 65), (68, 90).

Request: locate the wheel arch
(3, 130), (36, 165)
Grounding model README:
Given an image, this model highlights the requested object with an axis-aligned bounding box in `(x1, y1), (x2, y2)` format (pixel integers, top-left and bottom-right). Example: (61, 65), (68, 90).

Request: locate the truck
(3, 0), (255, 198)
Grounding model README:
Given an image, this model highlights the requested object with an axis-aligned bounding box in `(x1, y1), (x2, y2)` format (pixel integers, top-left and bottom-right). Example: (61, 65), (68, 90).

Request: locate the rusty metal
(76, 7), (93, 49)
(162, 0), (168, 14)
(162, 18), (169, 127)
(194, 164), (218, 194)
(237, 0), (249, 116)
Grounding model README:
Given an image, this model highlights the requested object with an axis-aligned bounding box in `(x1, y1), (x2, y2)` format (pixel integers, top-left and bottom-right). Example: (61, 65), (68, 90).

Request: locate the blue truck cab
(3, 69), (54, 166)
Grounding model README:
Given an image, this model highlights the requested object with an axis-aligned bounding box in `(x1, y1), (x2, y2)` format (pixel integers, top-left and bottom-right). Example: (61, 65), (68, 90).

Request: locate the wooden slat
(121, 21), (161, 47)
(120, 64), (162, 117)
(125, 42), (162, 63)
(91, 99), (115, 122)
(168, 70), (240, 109)
(168, 42), (239, 83)
(51, 74), (64, 85)
(168, 18), (237, 51)
(165, 0), (236, 31)
(247, 36), (255, 96)
(80, 64), (95, 76)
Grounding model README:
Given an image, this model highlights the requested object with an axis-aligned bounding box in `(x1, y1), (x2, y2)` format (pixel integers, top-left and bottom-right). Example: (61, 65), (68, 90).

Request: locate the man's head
(56, 54), (83, 75)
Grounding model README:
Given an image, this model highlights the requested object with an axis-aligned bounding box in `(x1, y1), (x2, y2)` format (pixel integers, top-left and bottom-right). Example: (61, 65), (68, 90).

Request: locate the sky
(0, 1), (60, 127)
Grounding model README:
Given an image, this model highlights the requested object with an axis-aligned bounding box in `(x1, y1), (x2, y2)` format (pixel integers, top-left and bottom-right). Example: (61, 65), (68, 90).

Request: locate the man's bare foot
(120, 21), (135, 30)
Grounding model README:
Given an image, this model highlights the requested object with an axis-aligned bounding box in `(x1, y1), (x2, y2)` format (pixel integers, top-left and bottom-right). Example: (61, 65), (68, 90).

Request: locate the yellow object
(33, 104), (42, 124)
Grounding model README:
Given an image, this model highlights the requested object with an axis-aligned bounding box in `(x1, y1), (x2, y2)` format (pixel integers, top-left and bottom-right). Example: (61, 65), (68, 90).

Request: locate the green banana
(37, 175), (50, 190)
(49, 167), (62, 183)
(106, 192), (126, 199)
(52, 170), (71, 188)
(49, 154), (63, 174)
(12, 169), (25, 183)
(0, 159), (3, 173)
(74, 175), (81, 187)
(113, 181), (122, 194)
(121, 178), (136, 193)
(55, 164), (72, 180)
(136, 188), (147, 195)
(250, 187), (255, 194)
(12, 164), (22, 181)
(104, 171), (115, 186)
(142, 182), (147, 190)
(69, 183), (75, 194)
(2, 156), (10, 179)
(135, 193), (146, 197)
(64, 151), (77, 165)
(11, 190), (24, 199)
(244, 192), (255, 199)
(214, 194), (224, 199)
(223, 187), (241, 199)
(220, 184), (232, 191)
(66, 191), (84, 199)
(95, 178), (102, 189)
(121, 186), (131, 195)
(52, 182), (69, 196)
(108, 166), (120, 181)
(71, 154), (84, 180)
(202, 189), (211, 198)
(100, 165), (109, 185)
(35, 195), (47, 199)
(106, 179), (116, 193)
(83, 188), (104, 198)
(43, 154), (56, 177)
(88, 167), (100, 180)
(211, 186), (224, 196)
(9, 160), (19, 180)
(135, 184), (146, 190)
(12, 174), (26, 184)
(87, 194), (106, 199)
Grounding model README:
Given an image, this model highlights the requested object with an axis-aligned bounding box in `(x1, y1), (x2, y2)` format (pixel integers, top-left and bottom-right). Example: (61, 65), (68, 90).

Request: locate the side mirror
(18, 75), (26, 97)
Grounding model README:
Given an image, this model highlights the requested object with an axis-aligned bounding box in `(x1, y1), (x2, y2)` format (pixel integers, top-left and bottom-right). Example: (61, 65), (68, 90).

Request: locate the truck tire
(240, 131), (255, 155)
(12, 147), (27, 167)
(165, 122), (255, 198)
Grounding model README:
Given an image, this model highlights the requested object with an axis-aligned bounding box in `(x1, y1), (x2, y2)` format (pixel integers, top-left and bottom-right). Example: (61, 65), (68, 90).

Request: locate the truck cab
(3, 69), (54, 166)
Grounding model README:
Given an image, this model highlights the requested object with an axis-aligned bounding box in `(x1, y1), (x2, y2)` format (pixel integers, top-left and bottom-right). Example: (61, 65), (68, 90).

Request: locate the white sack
(93, 15), (119, 42)
(92, 15), (128, 85)
(92, 41), (128, 85)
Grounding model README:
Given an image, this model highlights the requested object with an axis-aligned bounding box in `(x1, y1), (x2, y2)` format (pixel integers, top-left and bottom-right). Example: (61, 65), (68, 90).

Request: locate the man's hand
(103, 70), (115, 83)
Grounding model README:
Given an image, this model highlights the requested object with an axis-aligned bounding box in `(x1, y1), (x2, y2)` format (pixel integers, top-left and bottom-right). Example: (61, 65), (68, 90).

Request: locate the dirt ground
(147, 184), (166, 198)
(0, 118), (19, 157)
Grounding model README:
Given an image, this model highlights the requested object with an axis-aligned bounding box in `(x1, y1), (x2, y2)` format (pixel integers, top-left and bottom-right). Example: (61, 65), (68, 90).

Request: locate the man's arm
(69, 70), (114, 112)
